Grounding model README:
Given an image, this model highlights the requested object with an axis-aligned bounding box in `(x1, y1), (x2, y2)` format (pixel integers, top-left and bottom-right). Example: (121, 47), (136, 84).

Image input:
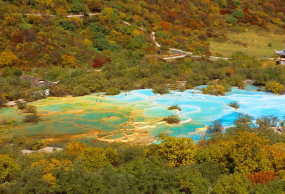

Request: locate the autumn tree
(3, 16), (16, 26)
(229, 132), (271, 174)
(65, 141), (86, 157)
(203, 84), (227, 95)
(0, 154), (19, 182)
(248, 171), (277, 186)
(265, 81), (285, 94)
(225, 67), (234, 76)
(154, 134), (197, 167)
(160, 21), (172, 32)
(32, 158), (72, 185)
(86, 0), (102, 13)
(92, 54), (110, 68)
(78, 147), (107, 170)
(262, 143), (285, 171)
(36, 0), (53, 9)
(105, 147), (119, 165)
(0, 51), (17, 67)
(61, 55), (77, 68)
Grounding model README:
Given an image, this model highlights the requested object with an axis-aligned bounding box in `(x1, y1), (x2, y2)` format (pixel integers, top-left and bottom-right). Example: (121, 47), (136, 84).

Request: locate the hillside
(1, 0), (285, 69)
(1, 0), (285, 104)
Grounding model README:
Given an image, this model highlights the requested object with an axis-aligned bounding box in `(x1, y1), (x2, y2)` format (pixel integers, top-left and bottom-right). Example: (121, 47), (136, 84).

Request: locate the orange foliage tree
(263, 142), (285, 171)
(248, 171), (277, 186)
(160, 21), (172, 32)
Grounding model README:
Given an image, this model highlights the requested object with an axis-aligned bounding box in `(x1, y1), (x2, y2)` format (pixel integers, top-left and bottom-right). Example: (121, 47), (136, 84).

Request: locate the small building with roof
(275, 50), (285, 65)
(20, 74), (59, 87)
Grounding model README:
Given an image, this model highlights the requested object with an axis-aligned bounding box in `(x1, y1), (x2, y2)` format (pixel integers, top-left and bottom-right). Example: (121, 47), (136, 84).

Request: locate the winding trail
(24, 12), (277, 61)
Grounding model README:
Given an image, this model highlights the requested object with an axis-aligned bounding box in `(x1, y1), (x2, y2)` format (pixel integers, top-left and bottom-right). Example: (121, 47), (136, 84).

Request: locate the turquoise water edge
(0, 85), (284, 141)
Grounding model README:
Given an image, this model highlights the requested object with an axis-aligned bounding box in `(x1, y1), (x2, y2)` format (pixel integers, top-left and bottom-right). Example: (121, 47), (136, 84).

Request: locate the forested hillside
(2, 116), (285, 193)
(1, 0), (285, 69)
(1, 0), (285, 105)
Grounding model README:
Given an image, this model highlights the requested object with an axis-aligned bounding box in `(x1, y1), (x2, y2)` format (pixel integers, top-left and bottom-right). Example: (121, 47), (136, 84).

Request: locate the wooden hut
(19, 74), (59, 87)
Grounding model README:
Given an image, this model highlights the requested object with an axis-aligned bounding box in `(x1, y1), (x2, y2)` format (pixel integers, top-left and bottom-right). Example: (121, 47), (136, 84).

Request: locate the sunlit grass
(210, 25), (285, 58)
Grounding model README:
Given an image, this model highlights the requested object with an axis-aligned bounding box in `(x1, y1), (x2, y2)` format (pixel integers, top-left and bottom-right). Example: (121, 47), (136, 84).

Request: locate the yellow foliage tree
(133, 29), (141, 37)
(80, 28), (94, 39)
(78, 147), (107, 170)
(36, 0), (53, 8)
(0, 154), (19, 182)
(156, 134), (197, 167)
(198, 132), (273, 174)
(55, 7), (67, 17)
(265, 81), (285, 94)
(65, 141), (86, 157)
(61, 55), (77, 68)
(32, 158), (72, 185)
(84, 39), (92, 48)
(263, 142), (285, 171)
(105, 147), (119, 164)
(102, 7), (113, 16)
(3, 16), (16, 26)
(225, 67), (234, 76)
(204, 84), (226, 95)
(0, 51), (18, 67)
(211, 139), (236, 168)
(229, 132), (272, 175)
(68, 17), (83, 28)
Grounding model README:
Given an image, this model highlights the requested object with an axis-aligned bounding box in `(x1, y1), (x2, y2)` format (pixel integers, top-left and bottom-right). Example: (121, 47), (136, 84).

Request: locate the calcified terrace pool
(0, 85), (284, 143)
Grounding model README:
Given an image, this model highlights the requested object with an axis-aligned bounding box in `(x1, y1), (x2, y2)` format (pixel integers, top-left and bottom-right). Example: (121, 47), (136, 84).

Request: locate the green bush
(106, 87), (120, 95)
(17, 101), (27, 110)
(228, 101), (240, 109)
(160, 46), (170, 51)
(152, 86), (169, 94)
(25, 105), (37, 113)
(178, 85), (186, 92)
(233, 11), (244, 18)
(72, 85), (91, 97)
(163, 115), (180, 124)
(23, 114), (40, 123)
(213, 172), (252, 194)
(127, 35), (146, 51)
(25, 138), (46, 151)
(55, 19), (75, 31)
(71, 0), (89, 14)
(226, 16), (238, 23)
(168, 105), (182, 111)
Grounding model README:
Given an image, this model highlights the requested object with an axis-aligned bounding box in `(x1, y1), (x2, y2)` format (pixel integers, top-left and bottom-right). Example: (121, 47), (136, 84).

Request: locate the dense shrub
(72, 85), (91, 96)
(105, 87), (120, 95)
(17, 101), (27, 109)
(228, 101), (240, 109)
(23, 114), (40, 123)
(92, 54), (110, 68)
(24, 105), (37, 113)
(163, 115), (180, 124)
(152, 86), (169, 94)
(168, 105), (182, 111)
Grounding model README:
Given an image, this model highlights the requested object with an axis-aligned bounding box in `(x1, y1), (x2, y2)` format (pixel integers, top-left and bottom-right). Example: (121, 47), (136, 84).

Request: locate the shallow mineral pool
(0, 85), (284, 142)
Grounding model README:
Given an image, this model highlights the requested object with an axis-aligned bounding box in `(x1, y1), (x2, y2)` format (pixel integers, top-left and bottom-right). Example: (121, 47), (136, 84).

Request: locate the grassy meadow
(210, 25), (285, 58)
